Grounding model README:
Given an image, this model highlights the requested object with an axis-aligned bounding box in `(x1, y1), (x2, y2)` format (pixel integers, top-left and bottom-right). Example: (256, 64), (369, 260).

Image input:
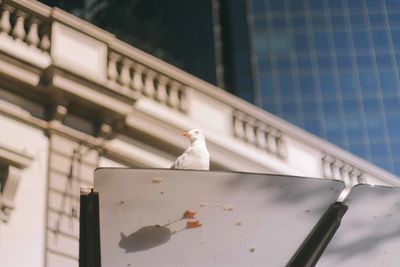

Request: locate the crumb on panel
(235, 221), (242, 226)
(222, 204), (234, 211)
(249, 247), (256, 253)
(152, 177), (164, 183)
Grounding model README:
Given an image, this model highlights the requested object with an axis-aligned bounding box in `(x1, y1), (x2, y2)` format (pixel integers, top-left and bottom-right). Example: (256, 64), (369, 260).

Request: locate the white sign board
(318, 185), (400, 267)
(94, 169), (344, 267)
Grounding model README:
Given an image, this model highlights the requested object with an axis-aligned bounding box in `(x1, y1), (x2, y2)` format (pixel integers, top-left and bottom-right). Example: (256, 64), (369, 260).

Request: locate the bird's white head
(183, 129), (205, 144)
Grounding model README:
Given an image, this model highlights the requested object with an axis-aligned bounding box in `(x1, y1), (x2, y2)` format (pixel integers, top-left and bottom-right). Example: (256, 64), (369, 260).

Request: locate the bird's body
(171, 129), (210, 170)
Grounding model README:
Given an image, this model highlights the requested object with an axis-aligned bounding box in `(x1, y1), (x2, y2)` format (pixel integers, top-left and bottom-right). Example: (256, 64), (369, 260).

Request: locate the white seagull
(171, 129), (210, 170)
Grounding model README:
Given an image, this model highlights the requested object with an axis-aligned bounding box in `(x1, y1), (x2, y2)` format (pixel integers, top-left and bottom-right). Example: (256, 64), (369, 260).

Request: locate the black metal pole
(80, 190), (101, 267)
(286, 202), (348, 267)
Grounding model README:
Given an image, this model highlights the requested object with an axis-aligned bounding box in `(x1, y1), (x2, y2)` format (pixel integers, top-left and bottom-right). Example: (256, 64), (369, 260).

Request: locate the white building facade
(0, 0), (399, 266)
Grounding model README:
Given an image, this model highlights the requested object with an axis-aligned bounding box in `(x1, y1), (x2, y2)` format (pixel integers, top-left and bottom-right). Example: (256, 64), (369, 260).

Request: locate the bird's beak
(183, 131), (192, 138)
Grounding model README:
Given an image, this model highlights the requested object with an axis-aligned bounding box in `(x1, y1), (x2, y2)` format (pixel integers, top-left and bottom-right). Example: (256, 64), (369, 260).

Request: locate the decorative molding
(233, 110), (287, 159)
(0, 144), (33, 169)
(0, 145), (33, 222)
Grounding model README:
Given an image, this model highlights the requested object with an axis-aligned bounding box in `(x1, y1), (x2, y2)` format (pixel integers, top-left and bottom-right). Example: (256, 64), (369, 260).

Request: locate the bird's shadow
(118, 225), (172, 253)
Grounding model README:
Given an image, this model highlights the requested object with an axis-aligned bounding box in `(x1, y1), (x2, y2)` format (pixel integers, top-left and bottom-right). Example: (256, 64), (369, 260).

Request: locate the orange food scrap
(186, 220), (202, 229)
(183, 210), (197, 219)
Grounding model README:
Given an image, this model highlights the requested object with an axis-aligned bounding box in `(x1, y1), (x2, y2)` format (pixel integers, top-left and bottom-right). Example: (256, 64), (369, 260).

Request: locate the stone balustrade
(0, 0), (50, 52)
(233, 110), (287, 159)
(107, 50), (187, 112)
(322, 153), (365, 186)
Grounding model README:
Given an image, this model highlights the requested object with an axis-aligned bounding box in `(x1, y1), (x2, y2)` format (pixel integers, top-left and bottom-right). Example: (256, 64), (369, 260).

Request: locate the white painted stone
(51, 22), (107, 83)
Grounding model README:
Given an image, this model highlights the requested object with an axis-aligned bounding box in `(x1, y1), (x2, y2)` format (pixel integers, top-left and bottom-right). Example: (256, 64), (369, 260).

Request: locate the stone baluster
(26, 17), (40, 47)
(276, 133), (287, 159)
(350, 168), (364, 184)
(233, 112), (245, 139)
(107, 52), (120, 83)
(332, 160), (344, 180)
(119, 58), (132, 87)
(322, 154), (333, 179)
(0, 5), (12, 34)
(155, 75), (168, 103)
(143, 70), (156, 97)
(266, 127), (278, 155)
(131, 64), (144, 92)
(167, 81), (180, 108)
(177, 87), (187, 112)
(340, 165), (352, 186)
(244, 119), (256, 144)
(255, 124), (268, 149)
(39, 28), (50, 51)
(12, 11), (26, 41)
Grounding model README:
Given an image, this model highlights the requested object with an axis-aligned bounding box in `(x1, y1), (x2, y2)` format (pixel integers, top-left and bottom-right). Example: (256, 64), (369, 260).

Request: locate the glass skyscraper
(239, 0), (400, 175)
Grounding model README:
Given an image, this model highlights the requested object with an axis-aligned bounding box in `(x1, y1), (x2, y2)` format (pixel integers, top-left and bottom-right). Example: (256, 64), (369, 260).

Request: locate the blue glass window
(349, 144), (369, 158)
(343, 99), (361, 114)
(291, 16), (307, 29)
(391, 142), (400, 159)
(352, 30), (370, 49)
(365, 114), (386, 141)
(372, 30), (389, 48)
(279, 75), (296, 101)
(299, 75), (316, 97)
(383, 97), (400, 114)
(289, 1), (304, 11)
(308, 0), (324, 10)
(370, 143), (390, 160)
(345, 117), (367, 142)
(314, 32), (330, 50)
(333, 32), (350, 50)
(356, 54), (373, 69)
(387, 114), (400, 137)
(317, 56), (334, 72)
(359, 72), (378, 91)
(337, 56), (353, 69)
(259, 72), (274, 94)
(272, 17), (287, 29)
(269, 0), (285, 12)
(297, 56), (312, 70)
(277, 58), (292, 72)
(253, 18), (266, 30)
(328, 0), (344, 9)
(363, 98), (381, 113)
(257, 58), (272, 72)
(375, 54), (394, 69)
(390, 29), (400, 50)
(302, 101), (318, 115)
(379, 70), (398, 96)
(323, 100), (339, 115)
(347, 1), (365, 9)
(369, 14), (385, 27)
(294, 33), (310, 52)
(319, 74), (337, 99)
(331, 15), (346, 30)
(350, 15), (367, 28)
(339, 73), (358, 98)
(251, 0), (266, 15)
(304, 118), (322, 135)
(312, 15), (327, 29)
(388, 12), (400, 26)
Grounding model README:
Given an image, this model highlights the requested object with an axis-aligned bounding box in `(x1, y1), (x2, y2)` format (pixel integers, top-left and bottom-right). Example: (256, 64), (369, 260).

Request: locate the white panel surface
(95, 169), (344, 267)
(318, 185), (400, 267)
